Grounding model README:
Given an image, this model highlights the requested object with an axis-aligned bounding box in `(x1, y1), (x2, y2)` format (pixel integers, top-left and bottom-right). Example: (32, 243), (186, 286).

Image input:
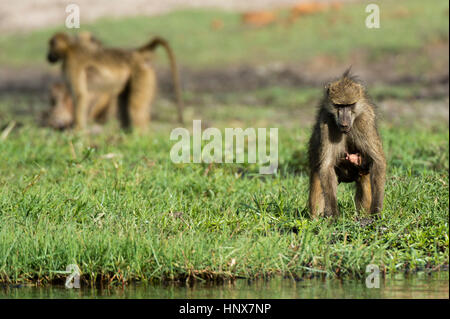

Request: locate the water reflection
(1, 272), (448, 299)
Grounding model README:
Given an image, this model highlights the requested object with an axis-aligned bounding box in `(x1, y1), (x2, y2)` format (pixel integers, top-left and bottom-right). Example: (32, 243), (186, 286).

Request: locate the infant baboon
(47, 32), (183, 131)
(75, 31), (103, 51)
(308, 70), (386, 218)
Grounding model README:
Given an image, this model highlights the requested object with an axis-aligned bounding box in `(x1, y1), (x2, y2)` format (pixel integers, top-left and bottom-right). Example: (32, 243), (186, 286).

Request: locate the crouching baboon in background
(44, 82), (114, 129)
(43, 82), (74, 129)
(46, 32), (183, 131)
(308, 70), (386, 218)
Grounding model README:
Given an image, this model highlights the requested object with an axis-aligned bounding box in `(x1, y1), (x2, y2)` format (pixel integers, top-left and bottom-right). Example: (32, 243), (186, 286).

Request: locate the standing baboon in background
(44, 32), (116, 129)
(308, 70), (386, 218)
(46, 32), (183, 131)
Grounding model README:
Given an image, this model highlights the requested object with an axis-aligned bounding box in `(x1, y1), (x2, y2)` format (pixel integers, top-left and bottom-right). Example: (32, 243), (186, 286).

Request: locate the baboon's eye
(333, 103), (356, 109)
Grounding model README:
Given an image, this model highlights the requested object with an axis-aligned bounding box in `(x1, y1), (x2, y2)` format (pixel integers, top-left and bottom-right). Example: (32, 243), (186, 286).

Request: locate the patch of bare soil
(1, 44), (448, 99)
(377, 98), (449, 126)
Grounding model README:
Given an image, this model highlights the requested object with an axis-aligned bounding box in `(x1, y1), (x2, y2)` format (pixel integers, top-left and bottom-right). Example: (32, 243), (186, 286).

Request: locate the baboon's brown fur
(308, 70), (386, 218)
(46, 32), (183, 131)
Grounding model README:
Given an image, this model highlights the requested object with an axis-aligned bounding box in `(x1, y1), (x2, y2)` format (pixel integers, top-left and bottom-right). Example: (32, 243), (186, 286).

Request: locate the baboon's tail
(139, 37), (184, 124)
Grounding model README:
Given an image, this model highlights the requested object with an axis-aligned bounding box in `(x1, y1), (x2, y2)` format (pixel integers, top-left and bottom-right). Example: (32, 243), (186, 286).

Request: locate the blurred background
(0, 0), (448, 129)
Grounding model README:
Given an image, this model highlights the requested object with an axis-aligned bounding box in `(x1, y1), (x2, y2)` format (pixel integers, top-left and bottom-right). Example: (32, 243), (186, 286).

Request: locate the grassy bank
(0, 108), (448, 284)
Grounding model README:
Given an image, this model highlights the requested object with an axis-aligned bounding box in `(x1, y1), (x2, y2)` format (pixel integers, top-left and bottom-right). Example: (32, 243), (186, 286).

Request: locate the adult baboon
(308, 70), (386, 218)
(44, 33), (115, 129)
(46, 32), (183, 131)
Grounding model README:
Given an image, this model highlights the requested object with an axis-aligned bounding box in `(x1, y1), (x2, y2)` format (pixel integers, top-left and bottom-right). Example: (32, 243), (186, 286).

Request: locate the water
(1, 272), (448, 299)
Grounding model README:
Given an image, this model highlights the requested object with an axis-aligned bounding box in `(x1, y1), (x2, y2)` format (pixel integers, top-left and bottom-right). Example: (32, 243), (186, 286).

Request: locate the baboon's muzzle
(337, 106), (352, 133)
(47, 52), (59, 63)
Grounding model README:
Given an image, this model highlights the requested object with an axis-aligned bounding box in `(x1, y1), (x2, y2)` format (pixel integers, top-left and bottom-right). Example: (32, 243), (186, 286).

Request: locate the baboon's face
(47, 33), (70, 63)
(46, 84), (74, 129)
(326, 77), (363, 133)
(330, 103), (356, 133)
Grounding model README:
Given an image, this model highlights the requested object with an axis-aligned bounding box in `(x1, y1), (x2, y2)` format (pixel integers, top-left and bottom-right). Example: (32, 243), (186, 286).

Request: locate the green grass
(0, 0), (448, 68)
(0, 101), (448, 284)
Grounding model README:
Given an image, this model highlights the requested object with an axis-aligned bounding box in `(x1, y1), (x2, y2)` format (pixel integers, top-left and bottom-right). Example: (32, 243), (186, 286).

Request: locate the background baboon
(308, 70), (387, 218)
(44, 33), (115, 129)
(44, 82), (74, 129)
(46, 32), (183, 130)
(44, 82), (114, 129)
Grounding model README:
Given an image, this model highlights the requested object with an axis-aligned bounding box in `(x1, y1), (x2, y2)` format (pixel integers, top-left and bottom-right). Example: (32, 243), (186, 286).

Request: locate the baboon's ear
(355, 82), (363, 97)
(343, 66), (352, 78)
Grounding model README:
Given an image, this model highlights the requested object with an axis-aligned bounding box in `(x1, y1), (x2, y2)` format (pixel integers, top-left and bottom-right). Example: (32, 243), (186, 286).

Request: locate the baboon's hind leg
(104, 97), (119, 122)
(309, 171), (324, 219)
(355, 174), (371, 213)
(128, 66), (156, 130)
(89, 93), (112, 123)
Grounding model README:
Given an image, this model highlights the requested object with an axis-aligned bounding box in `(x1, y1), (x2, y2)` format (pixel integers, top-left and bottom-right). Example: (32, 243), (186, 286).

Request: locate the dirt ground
(1, 42), (448, 97)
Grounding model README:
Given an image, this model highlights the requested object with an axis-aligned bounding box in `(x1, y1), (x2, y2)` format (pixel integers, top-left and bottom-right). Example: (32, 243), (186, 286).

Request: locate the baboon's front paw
(370, 205), (382, 216)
